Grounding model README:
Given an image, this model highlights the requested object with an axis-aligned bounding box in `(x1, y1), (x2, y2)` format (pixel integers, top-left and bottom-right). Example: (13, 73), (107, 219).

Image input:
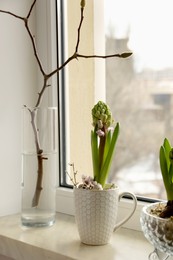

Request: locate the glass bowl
(140, 202), (173, 256)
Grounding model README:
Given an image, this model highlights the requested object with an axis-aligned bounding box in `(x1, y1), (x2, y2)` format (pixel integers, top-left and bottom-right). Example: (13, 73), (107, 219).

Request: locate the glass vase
(21, 107), (57, 227)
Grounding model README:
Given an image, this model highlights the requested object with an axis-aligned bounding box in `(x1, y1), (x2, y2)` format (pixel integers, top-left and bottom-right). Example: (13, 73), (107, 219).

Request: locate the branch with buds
(0, 0), (132, 206)
(66, 163), (79, 186)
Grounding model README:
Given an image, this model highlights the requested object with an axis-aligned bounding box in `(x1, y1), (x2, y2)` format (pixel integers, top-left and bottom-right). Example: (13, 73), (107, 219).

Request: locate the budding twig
(0, 0), (132, 206)
(66, 163), (78, 186)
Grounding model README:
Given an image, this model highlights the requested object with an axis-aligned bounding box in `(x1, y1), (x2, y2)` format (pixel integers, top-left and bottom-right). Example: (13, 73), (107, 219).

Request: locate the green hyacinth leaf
(163, 138), (171, 171)
(163, 138), (173, 184)
(160, 146), (170, 195)
(99, 122), (119, 187)
(91, 130), (99, 181)
(102, 130), (111, 167)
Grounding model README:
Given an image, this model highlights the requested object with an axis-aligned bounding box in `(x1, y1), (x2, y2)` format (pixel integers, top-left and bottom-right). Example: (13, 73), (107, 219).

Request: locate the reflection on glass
(105, 0), (173, 199)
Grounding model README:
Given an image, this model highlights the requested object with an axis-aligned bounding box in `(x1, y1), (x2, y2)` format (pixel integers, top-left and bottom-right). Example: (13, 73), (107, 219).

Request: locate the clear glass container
(21, 107), (57, 227)
(140, 202), (173, 259)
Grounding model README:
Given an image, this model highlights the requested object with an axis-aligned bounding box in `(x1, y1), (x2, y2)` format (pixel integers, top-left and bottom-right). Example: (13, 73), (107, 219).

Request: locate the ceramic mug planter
(74, 186), (137, 245)
(140, 202), (173, 259)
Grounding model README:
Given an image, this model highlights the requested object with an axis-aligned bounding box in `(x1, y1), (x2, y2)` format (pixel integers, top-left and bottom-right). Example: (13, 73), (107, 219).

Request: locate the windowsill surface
(0, 213), (153, 260)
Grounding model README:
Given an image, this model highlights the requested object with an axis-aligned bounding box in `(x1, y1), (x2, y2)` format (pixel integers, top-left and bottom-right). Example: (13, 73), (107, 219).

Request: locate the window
(58, 0), (173, 213)
(105, 0), (173, 200)
(56, 0), (151, 231)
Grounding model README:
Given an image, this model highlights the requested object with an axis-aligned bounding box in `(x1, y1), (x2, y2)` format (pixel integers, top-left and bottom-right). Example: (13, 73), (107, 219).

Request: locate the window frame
(56, 187), (155, 231)
(56, 0), (68, 188)
(54, 0), (162, 231)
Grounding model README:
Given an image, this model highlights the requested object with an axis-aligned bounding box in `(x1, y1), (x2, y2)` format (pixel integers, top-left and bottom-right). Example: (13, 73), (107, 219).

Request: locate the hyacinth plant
(91, 101), (119, 188)
(67, 101), (119, 190)
(159, 138), (173, 218)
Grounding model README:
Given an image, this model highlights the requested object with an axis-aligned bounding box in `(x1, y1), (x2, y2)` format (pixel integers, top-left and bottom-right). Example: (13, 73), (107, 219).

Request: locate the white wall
(0, 0), (37, 216)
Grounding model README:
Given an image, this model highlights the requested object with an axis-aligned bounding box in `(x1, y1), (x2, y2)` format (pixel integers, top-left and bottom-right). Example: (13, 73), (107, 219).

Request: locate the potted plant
(140, 138), (173, 258)
(68, 101), (137, 245)
(91, 101), (120, 188)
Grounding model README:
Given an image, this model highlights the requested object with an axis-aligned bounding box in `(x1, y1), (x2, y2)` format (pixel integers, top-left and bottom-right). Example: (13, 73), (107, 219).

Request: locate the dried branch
(32, 154), (48, 207)
(75, 7), (84, 53)
(26, 107), (42, 153)
(0, 10), (23, 20)
(0, 2), (132, 106)
(77, 52), (133, 59)
(0, 0), (132, 207)
(66, 163), (79, 186)
(35, 78), (50, 108)
(27, 0), (36, 19)
(24, 19), (45, 77)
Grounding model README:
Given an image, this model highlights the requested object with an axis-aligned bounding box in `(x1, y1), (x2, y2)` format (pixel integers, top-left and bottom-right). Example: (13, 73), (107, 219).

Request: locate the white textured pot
(74, 186), (137, 245)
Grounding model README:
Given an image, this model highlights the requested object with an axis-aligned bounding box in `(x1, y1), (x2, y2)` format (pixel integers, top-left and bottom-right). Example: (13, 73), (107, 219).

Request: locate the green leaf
(160, 145), (173, 200)
(99, 122), (120, 187)
(169, 163), (173, 184)
(162, 138), (173, 184)
(160, 139), (173, 200)
(160, 146), (169, 185)
(102, 130), (111, 167)
(163, 138), (171, 172)
(91, 130), (99, 181)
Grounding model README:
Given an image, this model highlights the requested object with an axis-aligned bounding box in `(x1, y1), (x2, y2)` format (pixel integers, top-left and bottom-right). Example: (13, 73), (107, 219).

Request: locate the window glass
(59, 0), (173, 201)
(58, 0), (95, 187)
(105, 0), (173, 200)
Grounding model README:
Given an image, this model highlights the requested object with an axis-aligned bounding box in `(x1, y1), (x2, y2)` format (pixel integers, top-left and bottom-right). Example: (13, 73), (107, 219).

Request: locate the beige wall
(0, 254), (14, 260)
(67, 0), (95, 179)
(0, 0), (37, 216)
(0, 0), (56, 216)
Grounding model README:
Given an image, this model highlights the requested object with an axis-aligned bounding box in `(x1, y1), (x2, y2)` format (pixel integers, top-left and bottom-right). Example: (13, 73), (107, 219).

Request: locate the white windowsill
(0, 212), (153, 260)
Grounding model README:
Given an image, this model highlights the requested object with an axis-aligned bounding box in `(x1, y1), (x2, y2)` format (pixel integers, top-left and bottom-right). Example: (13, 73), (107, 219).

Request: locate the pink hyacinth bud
(96, 129), (105, 137)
